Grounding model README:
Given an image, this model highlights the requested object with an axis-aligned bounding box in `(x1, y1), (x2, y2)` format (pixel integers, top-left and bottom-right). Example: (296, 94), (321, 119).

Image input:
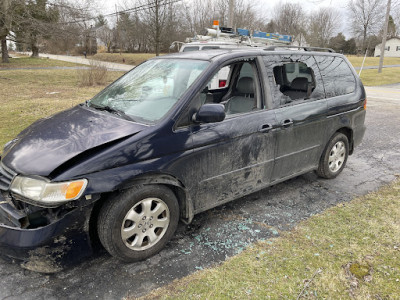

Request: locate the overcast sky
(101, 0), (351, 35)
(103, 0), (350, 16)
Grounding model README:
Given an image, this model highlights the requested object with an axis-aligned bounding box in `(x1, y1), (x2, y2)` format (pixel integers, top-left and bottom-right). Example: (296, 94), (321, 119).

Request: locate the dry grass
(0, 56), (81, 69)
(92, 53), (162, 66)
(139, 180), (400, 299)
(0, 68), (124, 151)
(77, 60), (109, 86)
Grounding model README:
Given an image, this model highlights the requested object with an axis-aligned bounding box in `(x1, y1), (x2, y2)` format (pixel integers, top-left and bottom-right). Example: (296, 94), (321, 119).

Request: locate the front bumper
(0, 192), (94, 273)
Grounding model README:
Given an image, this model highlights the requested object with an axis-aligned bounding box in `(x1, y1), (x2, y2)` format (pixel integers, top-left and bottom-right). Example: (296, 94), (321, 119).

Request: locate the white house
(374, 37), (400, 57)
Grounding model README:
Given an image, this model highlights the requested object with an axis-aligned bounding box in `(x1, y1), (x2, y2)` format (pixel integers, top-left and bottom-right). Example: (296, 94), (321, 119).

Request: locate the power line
(57, 0), (182, 25)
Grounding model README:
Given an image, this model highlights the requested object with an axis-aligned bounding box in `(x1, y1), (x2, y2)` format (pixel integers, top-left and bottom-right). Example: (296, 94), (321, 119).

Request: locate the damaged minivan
(0, 47), (366, 271)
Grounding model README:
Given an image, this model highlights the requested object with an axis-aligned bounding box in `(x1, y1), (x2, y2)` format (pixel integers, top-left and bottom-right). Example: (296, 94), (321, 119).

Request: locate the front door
(180, 59), (277, 213)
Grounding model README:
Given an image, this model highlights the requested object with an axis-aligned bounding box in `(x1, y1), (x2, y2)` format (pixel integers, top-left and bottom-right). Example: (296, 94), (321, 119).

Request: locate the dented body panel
(0, 191), (93, 272)
(2, 105), (147, 177)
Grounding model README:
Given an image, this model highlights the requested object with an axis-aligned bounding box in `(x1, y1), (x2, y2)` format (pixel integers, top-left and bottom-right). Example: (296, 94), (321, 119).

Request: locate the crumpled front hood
(2, 105), (146, 177)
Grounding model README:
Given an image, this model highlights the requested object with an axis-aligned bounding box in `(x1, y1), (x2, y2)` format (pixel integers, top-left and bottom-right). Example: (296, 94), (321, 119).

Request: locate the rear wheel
(317, 133), (349, 179)
(97, 185), (179, 262)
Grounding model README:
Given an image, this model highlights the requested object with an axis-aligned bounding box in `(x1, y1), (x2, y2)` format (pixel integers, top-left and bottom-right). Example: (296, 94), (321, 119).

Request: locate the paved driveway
(0, 85), (399, 300)
(18, 52), (134, 72)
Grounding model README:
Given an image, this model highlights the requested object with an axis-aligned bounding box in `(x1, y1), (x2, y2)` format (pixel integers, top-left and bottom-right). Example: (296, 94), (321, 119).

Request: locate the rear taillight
(364, 98), (367, 110)
(219, 80), (227, 88)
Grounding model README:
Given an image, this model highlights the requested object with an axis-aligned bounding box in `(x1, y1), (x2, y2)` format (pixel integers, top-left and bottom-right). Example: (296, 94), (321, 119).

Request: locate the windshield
(89, 59), (210, 124)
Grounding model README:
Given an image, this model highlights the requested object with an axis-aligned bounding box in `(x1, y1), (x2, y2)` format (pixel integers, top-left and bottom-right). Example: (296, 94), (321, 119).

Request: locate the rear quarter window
(314, 56), (356, 98)
(202, 46), (220, 50)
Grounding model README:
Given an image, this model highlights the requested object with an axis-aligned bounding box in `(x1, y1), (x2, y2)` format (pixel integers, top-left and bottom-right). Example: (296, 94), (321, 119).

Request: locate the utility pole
(155, 0), (160, 56)
(89, 25), (93, 56)
(378, 0), (391, 73)
(227, 0), (235, 28)
(116, 4), (121, 54)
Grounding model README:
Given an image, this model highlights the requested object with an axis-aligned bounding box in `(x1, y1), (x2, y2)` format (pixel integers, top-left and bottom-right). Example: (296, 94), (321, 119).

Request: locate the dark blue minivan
(0, 48), (366, 271)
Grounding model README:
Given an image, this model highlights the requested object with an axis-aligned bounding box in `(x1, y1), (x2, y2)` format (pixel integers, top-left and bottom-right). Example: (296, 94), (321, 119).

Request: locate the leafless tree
(181, 0), (264, 37)
(34, 0), (109, 56)
(307, 7), (340, 47)
(348, 0), (386, 51)
(0, 0), (12, 62)
(0, 0), (22, 62)
(135, 0), (172, 56)
(233, 0), (264, 30)
(181, 0), (214, 36)
(272, 3), (307, 43)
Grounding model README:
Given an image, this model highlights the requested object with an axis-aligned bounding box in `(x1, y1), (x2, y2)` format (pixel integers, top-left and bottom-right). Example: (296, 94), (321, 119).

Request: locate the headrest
(236, 77), (254, 94)
(290, 77), (309, 91)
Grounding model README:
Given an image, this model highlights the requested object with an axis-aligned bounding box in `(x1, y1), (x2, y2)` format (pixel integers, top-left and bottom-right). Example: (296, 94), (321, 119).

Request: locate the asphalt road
(0, 85), (399, 300)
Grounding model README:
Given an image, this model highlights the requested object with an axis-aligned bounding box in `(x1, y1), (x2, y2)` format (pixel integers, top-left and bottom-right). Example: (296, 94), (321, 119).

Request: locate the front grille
(0, 162), (16, 191)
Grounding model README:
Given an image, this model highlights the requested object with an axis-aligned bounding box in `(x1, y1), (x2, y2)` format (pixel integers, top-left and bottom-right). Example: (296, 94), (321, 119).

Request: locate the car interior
(272, 62), (316, 103)
(200, 61), (261, 115)
(198, 60), (317, 115)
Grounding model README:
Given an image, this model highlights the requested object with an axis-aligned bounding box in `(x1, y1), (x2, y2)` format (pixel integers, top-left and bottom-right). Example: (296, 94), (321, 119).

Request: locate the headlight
(11, 176), (88, 205)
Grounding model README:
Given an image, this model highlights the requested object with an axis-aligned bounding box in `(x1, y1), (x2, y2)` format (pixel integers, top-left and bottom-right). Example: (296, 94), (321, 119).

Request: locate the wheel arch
(89, 173), (193, 241)
(336, 127), (354, 154)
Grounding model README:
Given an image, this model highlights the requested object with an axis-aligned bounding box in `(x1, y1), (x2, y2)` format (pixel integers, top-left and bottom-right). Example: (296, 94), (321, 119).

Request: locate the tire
(97, 185), (179, 262)
(317, 133), (349, 179)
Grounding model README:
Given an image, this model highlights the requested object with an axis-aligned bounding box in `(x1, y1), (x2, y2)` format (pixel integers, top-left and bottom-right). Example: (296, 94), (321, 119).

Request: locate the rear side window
(314, 56), (356, 97)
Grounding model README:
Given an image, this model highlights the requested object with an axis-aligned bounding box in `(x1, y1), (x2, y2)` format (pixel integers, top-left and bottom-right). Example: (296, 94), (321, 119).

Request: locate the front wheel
(317, 133), (349, 179)
(97, 185), (179, 262)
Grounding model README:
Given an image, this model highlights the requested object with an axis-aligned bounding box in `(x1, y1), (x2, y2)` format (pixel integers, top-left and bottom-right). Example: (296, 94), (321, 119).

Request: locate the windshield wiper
(89, 103), (134, 121)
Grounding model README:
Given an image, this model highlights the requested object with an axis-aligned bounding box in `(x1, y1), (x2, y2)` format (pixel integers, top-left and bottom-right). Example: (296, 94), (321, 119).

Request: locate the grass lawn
(0, 56), (81, 69)
(0, 68), (124, 152)
(346, 56), (400, 86)
(92, 53), (160, 66)
(141, 179), (400, 299)
(359, 67), (400, 86)
(346, 56), (400, 68)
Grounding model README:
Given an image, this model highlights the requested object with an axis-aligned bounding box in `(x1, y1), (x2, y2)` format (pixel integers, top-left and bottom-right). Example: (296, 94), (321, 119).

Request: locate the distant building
(374, 37), (400, 57)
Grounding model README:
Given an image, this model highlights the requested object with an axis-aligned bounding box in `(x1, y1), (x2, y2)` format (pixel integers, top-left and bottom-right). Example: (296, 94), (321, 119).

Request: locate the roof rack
(264, 45), (335, 53)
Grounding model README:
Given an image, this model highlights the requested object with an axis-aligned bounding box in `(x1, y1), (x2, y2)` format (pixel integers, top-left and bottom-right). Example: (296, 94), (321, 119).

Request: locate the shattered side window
(314, 56), (356, 97)
(263, 55), (325, 108)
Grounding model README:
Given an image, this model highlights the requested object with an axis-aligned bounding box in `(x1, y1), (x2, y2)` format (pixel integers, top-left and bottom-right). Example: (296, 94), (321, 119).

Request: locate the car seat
(225, 77), (256, 114)
(283, 77), (310, 100)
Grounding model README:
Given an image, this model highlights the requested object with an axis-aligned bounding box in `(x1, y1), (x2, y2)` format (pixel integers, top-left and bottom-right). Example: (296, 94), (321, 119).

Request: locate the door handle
(259, 123), (272, 133)
(281, 119), (293, 128)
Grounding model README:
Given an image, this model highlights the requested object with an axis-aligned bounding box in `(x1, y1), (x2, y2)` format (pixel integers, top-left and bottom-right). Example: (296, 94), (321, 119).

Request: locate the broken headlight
(11, 176), (88, 205)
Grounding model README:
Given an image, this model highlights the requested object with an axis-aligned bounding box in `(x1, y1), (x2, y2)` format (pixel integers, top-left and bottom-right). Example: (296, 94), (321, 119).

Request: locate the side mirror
(193, 104), (225, 124)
